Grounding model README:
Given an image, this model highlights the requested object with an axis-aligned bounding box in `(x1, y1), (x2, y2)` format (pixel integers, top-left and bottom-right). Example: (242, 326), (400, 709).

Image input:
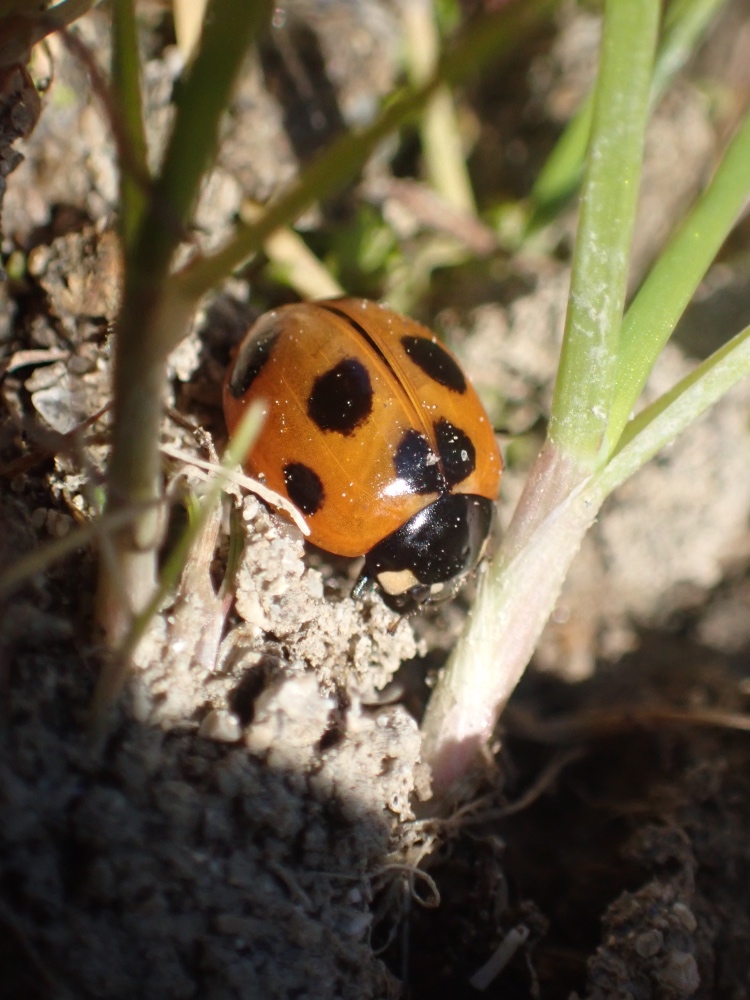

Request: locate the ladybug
(223, 298), (502, 611)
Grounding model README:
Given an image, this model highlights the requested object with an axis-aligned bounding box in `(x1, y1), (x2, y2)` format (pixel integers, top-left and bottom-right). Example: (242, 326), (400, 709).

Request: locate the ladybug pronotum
(223, 298), (502, 612)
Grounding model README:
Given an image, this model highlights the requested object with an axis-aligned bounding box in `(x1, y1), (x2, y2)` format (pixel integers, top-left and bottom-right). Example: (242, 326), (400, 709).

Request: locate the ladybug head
(354, 493), (494, 613)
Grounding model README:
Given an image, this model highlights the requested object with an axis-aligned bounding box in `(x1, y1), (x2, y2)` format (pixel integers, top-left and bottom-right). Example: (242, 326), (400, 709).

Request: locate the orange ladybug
(224, 298), (502, 611)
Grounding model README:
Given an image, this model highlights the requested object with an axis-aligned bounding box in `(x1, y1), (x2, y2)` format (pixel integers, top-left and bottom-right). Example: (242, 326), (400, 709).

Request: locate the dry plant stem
(506, 704), (750, 743)
(402, 0), (476, 215)
(92, 402), (264, 727)
(159, 443), (311, 535)
(173, 0), (208, 61)
(469, 925), (530, 992)
(0, 0), (98, 67)
(421, 442), (600, 796)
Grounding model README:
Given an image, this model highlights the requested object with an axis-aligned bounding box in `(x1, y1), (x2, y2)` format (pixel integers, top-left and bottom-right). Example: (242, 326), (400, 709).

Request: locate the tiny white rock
(199, 709), (242, 743)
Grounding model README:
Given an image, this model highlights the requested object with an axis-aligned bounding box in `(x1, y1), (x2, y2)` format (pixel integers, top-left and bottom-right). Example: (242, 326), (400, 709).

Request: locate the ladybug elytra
(223, 298), (502, 611)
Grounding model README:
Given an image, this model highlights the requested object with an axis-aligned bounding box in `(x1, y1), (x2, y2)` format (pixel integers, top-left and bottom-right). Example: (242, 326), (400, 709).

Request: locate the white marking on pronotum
(377, 569), (419, 596)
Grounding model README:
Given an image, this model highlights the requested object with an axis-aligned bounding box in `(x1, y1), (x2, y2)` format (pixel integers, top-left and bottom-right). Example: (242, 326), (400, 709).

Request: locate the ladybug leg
(351, 568), (377, 601)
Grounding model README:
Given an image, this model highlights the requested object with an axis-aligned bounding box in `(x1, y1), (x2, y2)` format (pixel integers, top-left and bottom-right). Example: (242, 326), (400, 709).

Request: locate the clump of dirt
(399, 637), (750, 998)
(3, 3), (750, 1000)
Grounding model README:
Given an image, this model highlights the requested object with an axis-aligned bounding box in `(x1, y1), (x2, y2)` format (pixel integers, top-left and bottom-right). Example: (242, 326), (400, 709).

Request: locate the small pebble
(25, 360), (67, 392)
(199, 709), (242, 743)
(672, 902), (697, 932)
(339, 908), (371, 938)
(657, 952), (699, 995)
(27, 244), (50, 276)
(31, 507), (48, 529)
(635, 928), (663, 958)
(68, 354), (96, 375)
(48, 511), (73, 538)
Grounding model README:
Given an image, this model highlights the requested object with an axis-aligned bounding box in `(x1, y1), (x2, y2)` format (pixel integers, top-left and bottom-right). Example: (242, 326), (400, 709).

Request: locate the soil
(2, 3), (750, 999)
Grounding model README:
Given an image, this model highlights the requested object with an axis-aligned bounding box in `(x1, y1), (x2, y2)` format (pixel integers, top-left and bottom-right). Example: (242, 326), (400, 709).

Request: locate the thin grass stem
(548, 0), (659, 471)
(604, 109), (750, 454)
(421, 0), (661, 798)
(527, 0), (728, 230)
(0, 503), (159, 603)
(99, 1), (273, 640)
(111, 0), (148, 247)
(599, 321), (750, 493)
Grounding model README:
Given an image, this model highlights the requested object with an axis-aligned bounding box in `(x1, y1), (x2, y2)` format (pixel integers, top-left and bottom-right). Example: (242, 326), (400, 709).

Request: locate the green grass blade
(155, 0), (272, 236)
(595, 322), (750, 498)
(111, 0), (149, 248)
(528, 0), (726, 231)
(604, 109), (750, 455)
(527, 93), (594, 231)
(548, 0), (659, 472)
(131, 0), (273, 286)
(0, 504), (156, 603)
(176, 0), (555, 302)
(421, 321), (750, 796)
(652, 0), (726, 96)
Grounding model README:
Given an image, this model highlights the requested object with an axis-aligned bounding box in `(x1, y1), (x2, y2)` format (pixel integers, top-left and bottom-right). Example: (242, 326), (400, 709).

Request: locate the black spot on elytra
(435, 419), (476, 487)
(394, 429), (443, 495)
(307, 358), (373, 434)
(401, 335), (466, 393)
(284, 462), (325, 515)
(228, 327), (281, 398)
